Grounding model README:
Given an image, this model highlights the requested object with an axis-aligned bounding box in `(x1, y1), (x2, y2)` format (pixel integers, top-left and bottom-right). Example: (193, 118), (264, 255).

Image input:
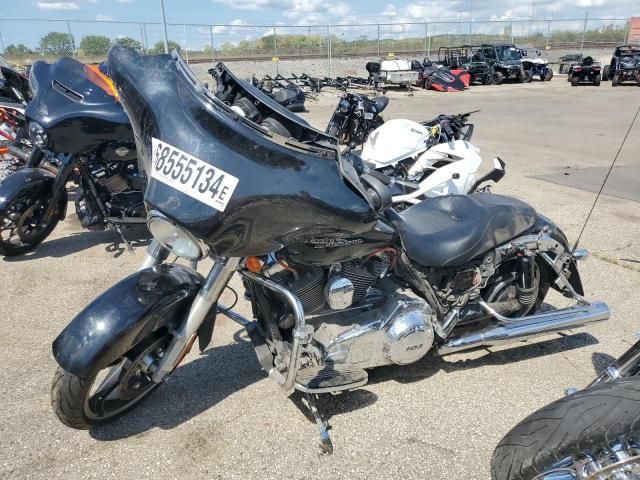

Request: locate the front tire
(571, 75), (580, 86)
(0, 186), (62, 256)
(492, 379), (640, 480)
(494, 71), (504, 85)
(544, 69), (553, 81)
(51, 332), (170, 429)
(593, 73), (601, 86)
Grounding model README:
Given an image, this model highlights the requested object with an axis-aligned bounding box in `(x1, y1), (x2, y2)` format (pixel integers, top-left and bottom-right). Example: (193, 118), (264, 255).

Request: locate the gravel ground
(1, 77), (639, 480)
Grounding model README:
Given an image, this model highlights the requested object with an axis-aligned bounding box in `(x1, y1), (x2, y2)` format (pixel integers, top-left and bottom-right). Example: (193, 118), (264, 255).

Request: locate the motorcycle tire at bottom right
(491, 378), (640, 480)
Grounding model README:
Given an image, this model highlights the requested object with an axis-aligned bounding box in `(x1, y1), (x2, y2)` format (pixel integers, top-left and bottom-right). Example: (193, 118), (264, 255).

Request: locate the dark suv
(603, 44), (640, 86)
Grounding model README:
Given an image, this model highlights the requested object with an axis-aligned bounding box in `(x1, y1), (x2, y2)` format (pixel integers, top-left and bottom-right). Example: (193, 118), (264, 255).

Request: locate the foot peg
(295, 366), (368, 394)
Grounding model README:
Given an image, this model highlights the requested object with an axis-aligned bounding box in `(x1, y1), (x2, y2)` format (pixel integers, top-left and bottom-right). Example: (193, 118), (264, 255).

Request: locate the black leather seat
(371, 96), (389, 113)
(393, 193), (536, 267)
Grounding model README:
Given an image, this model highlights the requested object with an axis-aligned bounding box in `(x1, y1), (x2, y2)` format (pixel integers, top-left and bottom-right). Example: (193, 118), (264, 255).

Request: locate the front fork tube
(140, 239), (170, 270)
(43, 153), (74, 221)
(150, 255), (241, 383)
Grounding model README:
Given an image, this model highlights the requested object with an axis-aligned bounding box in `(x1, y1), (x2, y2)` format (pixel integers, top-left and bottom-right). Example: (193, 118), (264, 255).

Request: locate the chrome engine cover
(312, 294), (434, 370)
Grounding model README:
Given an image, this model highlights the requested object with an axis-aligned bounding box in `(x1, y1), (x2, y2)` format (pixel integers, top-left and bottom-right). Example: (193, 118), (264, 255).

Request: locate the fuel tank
(25, 57), (134, 156)
(107, 46), (377, 257)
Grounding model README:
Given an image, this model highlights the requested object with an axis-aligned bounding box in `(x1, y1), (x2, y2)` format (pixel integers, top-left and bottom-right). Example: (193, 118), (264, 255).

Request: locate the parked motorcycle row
(1, 46), (637, 479)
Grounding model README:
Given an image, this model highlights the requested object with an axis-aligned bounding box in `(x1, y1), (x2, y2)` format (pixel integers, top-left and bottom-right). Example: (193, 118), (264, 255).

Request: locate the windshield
(0, 55), (12, 69)
(496, 46), (520, 61)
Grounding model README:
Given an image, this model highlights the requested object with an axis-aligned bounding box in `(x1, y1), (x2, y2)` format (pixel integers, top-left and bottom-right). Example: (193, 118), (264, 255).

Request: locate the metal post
(424, 22), (428, 58)
(580, 12), (588, 54)
(183, 24), (189, 63)
(0, 28), (5, 54)
(510, 21), (514, 44)
(66, 20), (76, 58)
(327, 23), (332, 78)
(143, 22), (149, 52)
(429, 23), (433, 59)
(546, 19), (551, 48)
(624, 19), (630, 43)
(273, 26), (278, 75)
(377, 22), (380, 57)
(139, 23), (145, 53)
(160, 0), (169, 54)
(209, 26), (215, 63)
(468, 17), (472, 44)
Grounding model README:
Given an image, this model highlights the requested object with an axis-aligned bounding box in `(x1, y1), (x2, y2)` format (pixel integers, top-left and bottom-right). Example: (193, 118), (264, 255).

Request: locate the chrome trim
(240, 271), (312, 395)
(139, 239), (169, 270)
(151, 257), (240, 382)
(438, 301), (609, 354)
(588, 339), (640, 387)
(571, 248), (589, 261)
(146, 210), (210, 261)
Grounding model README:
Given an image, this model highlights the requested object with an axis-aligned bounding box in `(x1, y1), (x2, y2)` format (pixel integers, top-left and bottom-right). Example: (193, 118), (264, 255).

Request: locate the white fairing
(380, 59), (412, 71)
(393, 140), (483, 203)
(361, 119), (431, 167)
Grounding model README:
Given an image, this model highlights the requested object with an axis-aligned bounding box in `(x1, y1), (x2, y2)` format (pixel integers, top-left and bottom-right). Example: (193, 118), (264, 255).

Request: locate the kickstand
(305, 393), (333, 454)
(112, 223), (134, 254)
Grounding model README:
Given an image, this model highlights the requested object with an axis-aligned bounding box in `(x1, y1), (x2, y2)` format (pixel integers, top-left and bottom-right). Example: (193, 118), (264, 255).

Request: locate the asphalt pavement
(1, 77), (639, 479)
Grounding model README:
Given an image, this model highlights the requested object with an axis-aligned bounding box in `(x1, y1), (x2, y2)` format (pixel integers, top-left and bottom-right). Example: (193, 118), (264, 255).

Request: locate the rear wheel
(571, 75), (580, 87)
(494, 71), (504, 85)
(0, 186), (62, 256)
(52, 331), (171, 429)
(492, 379), (640, 480)
(544, 69), (553, 81)
(602, 65), (610, 81)
(612, 74), (620, 86)
(594, 74), (601, 86)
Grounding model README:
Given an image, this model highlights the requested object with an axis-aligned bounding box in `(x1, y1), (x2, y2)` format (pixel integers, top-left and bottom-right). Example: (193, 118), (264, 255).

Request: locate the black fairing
(107, 46), (376, 257)
(52, 264), (203, 377)
(25, 57), (134, 155)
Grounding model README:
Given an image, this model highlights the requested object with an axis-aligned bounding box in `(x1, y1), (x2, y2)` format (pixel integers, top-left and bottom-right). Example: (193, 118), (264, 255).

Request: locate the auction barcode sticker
(150, 137), (239, 212)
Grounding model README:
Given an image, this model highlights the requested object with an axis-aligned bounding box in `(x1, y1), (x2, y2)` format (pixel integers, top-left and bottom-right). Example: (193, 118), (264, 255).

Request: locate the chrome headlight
(147, 212), (206, 260)
(28, 121), (48, 148)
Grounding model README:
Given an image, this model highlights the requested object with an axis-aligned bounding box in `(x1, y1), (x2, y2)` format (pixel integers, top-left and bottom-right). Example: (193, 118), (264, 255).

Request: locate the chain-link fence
(0, 17), (632, 78)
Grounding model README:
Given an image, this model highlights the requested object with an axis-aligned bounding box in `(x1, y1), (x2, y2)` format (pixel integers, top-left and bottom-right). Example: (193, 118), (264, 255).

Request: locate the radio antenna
(572, 103), (640, 252)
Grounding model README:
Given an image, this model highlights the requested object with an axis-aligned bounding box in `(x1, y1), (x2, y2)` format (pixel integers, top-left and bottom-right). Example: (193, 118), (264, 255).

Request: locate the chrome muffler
(438, 301), (609, 354)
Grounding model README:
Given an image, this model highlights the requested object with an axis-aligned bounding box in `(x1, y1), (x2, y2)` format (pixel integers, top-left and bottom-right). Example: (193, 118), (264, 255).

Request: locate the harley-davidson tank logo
(306, 237), (364, 249)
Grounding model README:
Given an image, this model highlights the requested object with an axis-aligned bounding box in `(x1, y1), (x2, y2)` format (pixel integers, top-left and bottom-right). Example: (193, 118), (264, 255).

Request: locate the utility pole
(160, 0), (169, 54)
(580, 12), (588, 54)
(66, 20), (76, 58)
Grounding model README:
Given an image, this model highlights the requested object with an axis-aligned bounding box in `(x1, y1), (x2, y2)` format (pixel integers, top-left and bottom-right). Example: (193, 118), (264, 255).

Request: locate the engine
(76, 159), (144, 228)
(268, 254), (435, 370)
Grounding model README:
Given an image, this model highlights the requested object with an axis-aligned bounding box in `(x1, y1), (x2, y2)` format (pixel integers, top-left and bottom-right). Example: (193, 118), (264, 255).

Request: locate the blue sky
(1, 1), (638, 51)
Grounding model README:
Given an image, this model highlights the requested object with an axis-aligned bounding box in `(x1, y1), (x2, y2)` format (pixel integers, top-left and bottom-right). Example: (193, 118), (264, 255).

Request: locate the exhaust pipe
(438, 301), (609, 355)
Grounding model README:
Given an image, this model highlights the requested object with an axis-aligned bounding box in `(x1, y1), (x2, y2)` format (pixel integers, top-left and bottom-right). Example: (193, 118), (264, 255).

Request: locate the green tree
(79, 35), (111, 56)
(114, 37), (142, 50)
(4, 44), (34, 56)
(38, 31), (75, 56)
(148, 40), (181, 54)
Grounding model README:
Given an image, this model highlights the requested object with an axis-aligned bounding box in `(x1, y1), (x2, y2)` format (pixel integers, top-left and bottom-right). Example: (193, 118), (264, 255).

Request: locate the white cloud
(36, 1), (80, 10)
(95, 14), (113, 21)
(116, 0), (134, 3)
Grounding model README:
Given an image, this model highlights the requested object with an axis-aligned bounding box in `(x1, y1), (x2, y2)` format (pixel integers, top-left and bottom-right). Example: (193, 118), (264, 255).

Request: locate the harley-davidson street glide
(51, 47), (609, 452)
(0, 57), (143, 256)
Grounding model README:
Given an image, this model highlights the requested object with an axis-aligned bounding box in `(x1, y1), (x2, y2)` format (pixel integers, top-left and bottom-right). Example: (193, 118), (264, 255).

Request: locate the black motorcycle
(51, 48), (608, 454)
(0, 57), (143, 256)
(326, 91), (387, 147)
(0, 55), (31, 104)
(493, 334), (640, 480)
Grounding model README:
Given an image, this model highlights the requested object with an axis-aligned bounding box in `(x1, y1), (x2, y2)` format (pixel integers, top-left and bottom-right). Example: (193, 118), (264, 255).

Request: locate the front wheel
(492, 379), (640, 480)
(544, 69), (553, 81)
(594, 73), (601, 86)
(51, 332), (171, 429)
(494, 71), (504, 85)
(571, 75), (580, 86)
(0, 186), (62, 256)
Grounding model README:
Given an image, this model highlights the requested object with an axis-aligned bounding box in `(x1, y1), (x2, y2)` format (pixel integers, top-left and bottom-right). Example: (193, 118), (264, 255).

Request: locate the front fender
(52, 264), (203, 377)
(533, 213), (584, 297)
(0, 167), (67, 219)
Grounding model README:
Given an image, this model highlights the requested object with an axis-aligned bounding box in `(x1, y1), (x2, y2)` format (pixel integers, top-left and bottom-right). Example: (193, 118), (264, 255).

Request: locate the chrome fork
(140, 240), (240, 383)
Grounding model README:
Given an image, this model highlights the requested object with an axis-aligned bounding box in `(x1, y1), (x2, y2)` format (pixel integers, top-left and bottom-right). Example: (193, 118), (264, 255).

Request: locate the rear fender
(0, 168), (67, 220)
(532, 214), (584, 297)
(52, 264), (204, 378)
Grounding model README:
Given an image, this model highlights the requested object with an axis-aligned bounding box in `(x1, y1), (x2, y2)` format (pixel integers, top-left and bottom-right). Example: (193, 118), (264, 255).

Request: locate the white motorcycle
(359, 111), (506, 206)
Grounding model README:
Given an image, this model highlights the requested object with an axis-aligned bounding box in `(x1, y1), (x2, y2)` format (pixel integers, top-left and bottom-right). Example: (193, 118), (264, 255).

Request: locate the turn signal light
(245, 256), (262, 273)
